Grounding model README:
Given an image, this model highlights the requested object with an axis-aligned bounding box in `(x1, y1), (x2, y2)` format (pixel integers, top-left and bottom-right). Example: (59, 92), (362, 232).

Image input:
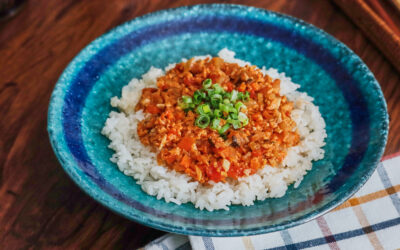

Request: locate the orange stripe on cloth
(352, 206), (384, 249)
(242, 236), (255, 250)
(334, 184), (400, 211)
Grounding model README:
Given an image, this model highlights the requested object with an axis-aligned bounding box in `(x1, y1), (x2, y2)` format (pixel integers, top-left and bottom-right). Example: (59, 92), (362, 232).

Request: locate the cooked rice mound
(102, 49), (327, 211)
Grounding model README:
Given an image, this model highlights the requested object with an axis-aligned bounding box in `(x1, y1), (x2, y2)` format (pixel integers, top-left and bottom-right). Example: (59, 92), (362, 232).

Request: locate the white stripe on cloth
(145, 155), (400, 250)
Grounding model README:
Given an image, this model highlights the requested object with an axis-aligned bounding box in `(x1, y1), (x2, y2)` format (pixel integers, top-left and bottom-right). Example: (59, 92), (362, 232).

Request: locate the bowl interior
(48, 4), (388, 236)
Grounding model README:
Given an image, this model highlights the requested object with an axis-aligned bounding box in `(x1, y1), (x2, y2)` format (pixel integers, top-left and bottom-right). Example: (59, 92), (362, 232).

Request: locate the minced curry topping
(136, 57), (300, 183)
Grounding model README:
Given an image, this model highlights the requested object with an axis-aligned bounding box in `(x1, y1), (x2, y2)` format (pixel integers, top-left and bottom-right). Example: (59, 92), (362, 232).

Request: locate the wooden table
(1, 0), (399, 248)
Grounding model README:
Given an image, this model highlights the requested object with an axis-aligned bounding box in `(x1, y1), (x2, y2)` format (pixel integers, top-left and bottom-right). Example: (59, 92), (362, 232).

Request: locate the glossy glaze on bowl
(47, 4), (388, 236)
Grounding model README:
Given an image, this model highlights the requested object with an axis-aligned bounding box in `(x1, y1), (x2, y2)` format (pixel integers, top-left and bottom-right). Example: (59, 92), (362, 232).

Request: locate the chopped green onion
(202, 78), (212, 88)
(178, 102), (186, 109)
(180, 77), (251, 136)
(196, 104), (211, 115)
(202, 104), (211, 114)
(229, 106), (238, 114)
(235, 101), (245, 111)
(178, 99), (189, 110)
(193, 90), (204, 104)
(218, 124), (230, 134)
(181, 103), (195, 112)
(211, 118), (221, 130)
(195, 115), (210, 128)
(182, 95), (192, 103)
(212, 84), (224, 93)
(210, 94), (222, 108)
(213, 109), (222, 118)
(178, 96), (193, 109)
(206, 89), (215, 97)
(224, 92), (232, 100)
(230, 113), (238, 120)
(243, 91), (250, 101)
(231, 119), (241, 129)
(185, 103), (195, 109)
(219, 103), (230, 113)
(196, 105), (204, 114)
(230, 90), (238, 102)
(238, 112), (249, 126)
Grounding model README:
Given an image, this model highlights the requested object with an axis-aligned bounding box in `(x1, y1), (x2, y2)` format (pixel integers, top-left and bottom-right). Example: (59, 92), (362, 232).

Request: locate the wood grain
(332, 0), (400, 73)
(0, 0), (399, 249)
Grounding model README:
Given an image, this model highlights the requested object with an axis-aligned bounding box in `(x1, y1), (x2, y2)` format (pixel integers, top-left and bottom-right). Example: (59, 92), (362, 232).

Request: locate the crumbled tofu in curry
(136, 57), (299, 183)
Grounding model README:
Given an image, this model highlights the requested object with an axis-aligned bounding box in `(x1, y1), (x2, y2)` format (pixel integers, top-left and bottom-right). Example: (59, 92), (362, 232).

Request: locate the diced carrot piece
(251, 150), (263, 157)
(226, 82), (234, 92)
(250, 157), (261, 169)
(227, 166), (239, 179)
(250, 82), (260, 91)
(238, 83), (246, 92)
(164, 154), (177, 164)
(145, 105), (160, 114)
(220, 147), (237, 161)
(175, 111), (185, 120)
(252, 113), (263, 122)
(180, 155), (191, 168)
(249, 90), (256, 99)
(178, 137), (195, 151)
(206, 166), (223, 183)
(183, 76), (195, 86)
(142, 88), (157, 94)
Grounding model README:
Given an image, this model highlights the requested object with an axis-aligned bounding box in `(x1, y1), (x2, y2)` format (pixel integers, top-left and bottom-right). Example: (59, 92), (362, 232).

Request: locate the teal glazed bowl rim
(47, 4), (389, 236)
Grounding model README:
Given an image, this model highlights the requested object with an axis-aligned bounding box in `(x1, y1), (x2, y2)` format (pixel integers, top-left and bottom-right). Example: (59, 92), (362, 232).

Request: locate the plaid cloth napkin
(144, 153), (400, 250)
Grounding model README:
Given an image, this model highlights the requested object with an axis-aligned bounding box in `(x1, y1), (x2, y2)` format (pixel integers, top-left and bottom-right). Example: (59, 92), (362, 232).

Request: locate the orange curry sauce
(136, 57), (300, 183)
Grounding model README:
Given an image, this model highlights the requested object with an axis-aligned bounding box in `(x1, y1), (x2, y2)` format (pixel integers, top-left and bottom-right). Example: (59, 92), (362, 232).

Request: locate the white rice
(102, 49), (327, 211)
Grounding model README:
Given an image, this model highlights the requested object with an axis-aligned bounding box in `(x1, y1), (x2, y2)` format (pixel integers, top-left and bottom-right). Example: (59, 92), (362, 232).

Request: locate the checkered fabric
(144, 153), (400, 250)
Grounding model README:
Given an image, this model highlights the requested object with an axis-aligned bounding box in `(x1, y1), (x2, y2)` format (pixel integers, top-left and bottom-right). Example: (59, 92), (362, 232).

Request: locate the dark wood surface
(0, 0), (399, 249)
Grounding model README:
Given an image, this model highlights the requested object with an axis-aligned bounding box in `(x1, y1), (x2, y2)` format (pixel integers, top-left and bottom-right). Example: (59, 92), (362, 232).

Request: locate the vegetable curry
(136, 57), (300, 183)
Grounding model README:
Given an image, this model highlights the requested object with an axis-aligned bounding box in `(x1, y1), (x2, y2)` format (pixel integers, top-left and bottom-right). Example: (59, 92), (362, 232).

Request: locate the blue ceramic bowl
(47, 4), (388, 236)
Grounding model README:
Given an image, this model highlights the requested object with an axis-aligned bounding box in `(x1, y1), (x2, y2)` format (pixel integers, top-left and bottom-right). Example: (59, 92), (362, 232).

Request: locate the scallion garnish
(211, 118), (221, 130)
(195, 115), (210, 128)
(202, 78), (212, 88)
(230, 119), (241, 129)
(178, 95), (193, 110)
(212, 84), (224, 94)
(243, 91), (250, 101)
(193, 90), (204, 104)
(230, 90), (238, 102)
(230, 113), (238, 120)
(238, 112), (249, 126)
(182, 95), (192, 103)
(235, 101), (245, 112)
(218, 123), (230, 134)
(179, 78), (250, 136)
(229, 106), (238, 114)
(219, 103), (230, 113)
(213, 109), (222, 118)
(210, 94), (222, 108)
(202, 104), (211, 114)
